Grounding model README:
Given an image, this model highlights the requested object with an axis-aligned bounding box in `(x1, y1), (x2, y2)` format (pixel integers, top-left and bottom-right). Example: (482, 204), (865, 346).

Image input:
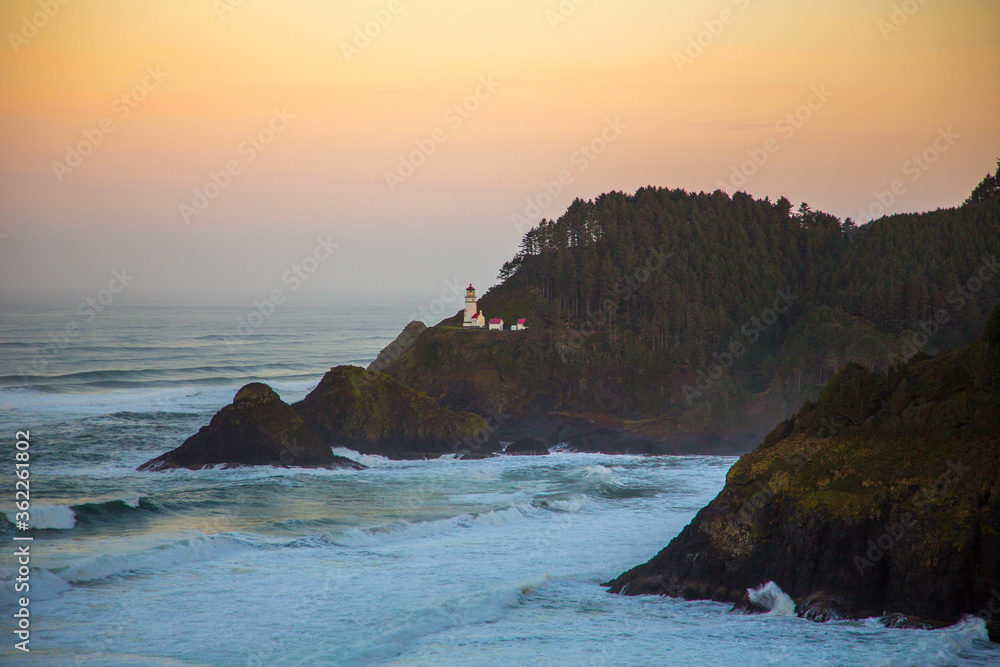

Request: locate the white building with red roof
(464, 284), (484, 328)
(463, 283), (525, 331)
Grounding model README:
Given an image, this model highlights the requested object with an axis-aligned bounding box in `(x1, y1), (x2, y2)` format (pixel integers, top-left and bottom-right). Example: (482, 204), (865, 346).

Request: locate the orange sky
(0, 0), (998, 296)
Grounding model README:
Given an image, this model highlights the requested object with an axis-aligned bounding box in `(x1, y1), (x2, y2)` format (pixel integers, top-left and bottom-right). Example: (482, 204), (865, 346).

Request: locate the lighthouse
(463, 284), (479, 327)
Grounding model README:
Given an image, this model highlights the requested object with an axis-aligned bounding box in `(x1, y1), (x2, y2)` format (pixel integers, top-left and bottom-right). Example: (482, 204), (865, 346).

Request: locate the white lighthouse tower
(464, 284), (479, 327)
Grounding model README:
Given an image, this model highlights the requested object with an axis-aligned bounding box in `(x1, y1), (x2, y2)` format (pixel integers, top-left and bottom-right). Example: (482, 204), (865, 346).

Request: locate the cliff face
(607, 309), (1000, 641)
(381, 326), (785, 455)
(293, 366), (498, 459)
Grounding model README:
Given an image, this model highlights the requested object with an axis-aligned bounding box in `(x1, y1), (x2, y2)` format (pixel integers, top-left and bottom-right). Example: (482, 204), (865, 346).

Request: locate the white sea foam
(884, 615), (993, 667)
(575, 464), (617, 486)
(449, 492), (519, 505)
(347, 583), (536, 664)
(334, 506), (527, 547)
(331, 447), (393, 468)
(545, 496), (588, 513)
(55, 534), (240, 583)
(747, 581), (796, 616)
(470, 506), (525, 527)
(4, 504), (78, 530)
(123, 495), (144, 509)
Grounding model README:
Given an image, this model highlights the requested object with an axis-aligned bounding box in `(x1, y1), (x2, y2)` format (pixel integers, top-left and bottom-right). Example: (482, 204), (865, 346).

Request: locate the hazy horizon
(1, 0), (998, 299)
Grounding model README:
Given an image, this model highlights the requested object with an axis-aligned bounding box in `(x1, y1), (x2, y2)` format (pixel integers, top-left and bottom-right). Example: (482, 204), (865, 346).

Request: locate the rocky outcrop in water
(137, 383), (364, 471)
(501, 438), (549, 456)
(140, 367), (500, 470)
(606, 307), (1000, 643)
(293, 366), (498, 459)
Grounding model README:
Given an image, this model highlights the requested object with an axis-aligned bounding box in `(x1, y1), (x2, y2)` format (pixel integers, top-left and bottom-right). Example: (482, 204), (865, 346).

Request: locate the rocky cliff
(138, 383), (364, 471)
(139, 367), (499, 470)
(381, 325), (774, 455)
(606, 305), (1000, 643)
(293, 366), (498, 459)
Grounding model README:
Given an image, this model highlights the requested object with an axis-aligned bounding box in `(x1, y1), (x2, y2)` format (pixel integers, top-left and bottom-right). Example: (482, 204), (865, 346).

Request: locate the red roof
(489, 318), (502, 324)
(467, 284), (474, 290)
(517, 318), (526, 324)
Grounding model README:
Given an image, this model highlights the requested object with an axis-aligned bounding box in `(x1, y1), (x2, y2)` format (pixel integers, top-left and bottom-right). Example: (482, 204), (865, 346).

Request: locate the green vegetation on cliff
(607, 307), (1000, 638)
(407, 171), (999, 441)
(293, 366), (495, 458)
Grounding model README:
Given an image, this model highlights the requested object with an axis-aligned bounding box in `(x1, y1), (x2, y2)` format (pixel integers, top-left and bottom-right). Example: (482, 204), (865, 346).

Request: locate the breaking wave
(3, 496), (156, 531)
(747, 581), (796, 616)
(54, 534), (243, 584)
(332, 506), (527, 547)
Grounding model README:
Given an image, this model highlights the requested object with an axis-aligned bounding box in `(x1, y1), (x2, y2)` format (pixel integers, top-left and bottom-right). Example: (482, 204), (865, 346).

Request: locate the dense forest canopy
(479, 166), (1000, 405)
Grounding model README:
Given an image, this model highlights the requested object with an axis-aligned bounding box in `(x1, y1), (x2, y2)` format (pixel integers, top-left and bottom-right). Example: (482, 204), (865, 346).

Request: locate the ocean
(1, 295), (997, 666)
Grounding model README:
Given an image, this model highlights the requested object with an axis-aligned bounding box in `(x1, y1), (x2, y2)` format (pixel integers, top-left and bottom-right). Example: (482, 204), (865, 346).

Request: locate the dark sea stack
(607, 310), (1000, 641)
(292, 366), (500, 459)
(138, 383), (365, 471)
(502, 438), (549, 456)
(367, 320), (427, 372)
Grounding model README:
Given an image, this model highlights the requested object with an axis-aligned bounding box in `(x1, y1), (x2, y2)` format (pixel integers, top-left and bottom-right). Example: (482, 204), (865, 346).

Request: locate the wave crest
(4, 504), (77, 530)
(747, 581), (796, 616)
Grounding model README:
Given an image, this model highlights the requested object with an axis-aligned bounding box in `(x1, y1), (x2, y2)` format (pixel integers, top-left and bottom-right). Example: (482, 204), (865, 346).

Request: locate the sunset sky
(1, 0), (998, 299)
